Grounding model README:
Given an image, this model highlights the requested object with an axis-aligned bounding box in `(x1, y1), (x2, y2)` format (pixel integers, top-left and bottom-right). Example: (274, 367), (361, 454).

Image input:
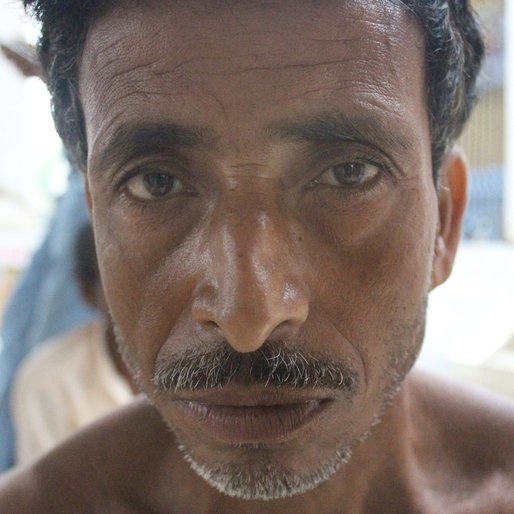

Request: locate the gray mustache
(152, 342), (359, 394)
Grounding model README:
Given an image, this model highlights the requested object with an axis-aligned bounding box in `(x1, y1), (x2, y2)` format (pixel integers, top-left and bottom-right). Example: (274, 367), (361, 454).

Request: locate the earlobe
(430, 148), (468, 290)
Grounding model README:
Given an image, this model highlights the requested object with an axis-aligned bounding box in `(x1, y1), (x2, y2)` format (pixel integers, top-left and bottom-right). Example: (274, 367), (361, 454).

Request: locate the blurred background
(0, 0), (512, 396)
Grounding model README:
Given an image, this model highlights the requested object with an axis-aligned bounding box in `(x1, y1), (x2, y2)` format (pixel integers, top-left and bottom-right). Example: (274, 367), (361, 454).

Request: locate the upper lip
(171, 385), (337, 407)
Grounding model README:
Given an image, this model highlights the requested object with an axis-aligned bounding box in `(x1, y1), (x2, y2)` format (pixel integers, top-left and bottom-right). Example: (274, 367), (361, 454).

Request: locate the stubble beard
(111, 297), (427, 501)
(177, 442), (353, 501)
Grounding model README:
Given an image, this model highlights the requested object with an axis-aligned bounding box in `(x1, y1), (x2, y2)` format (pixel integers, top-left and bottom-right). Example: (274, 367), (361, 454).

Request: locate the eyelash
(322, 174), (381, 201)
(309, 153), (393, 194)
(116, 164), (188, 197)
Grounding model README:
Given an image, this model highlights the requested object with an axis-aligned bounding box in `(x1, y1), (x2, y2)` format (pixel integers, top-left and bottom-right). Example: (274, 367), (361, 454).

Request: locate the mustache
(152, 341), (359, 394)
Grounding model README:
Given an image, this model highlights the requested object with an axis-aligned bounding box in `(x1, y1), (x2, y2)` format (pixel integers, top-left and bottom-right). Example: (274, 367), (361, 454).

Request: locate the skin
(1, 0), (513, 512)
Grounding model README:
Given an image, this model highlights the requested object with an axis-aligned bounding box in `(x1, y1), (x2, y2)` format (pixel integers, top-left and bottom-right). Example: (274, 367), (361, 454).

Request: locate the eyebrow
(271, 111), (414, 155)
(93, 112), (414, 172)
(93, 122), (213, 170)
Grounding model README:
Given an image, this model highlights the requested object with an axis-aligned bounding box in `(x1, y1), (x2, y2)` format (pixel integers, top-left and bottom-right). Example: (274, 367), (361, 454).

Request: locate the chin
(176, 439), (354, 501)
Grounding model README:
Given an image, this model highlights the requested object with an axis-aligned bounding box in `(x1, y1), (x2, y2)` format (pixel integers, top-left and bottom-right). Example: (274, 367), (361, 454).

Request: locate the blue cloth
(0, 170), (97, 471)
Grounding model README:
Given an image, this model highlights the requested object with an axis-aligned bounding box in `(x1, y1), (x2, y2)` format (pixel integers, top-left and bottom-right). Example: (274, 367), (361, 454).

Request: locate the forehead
(80, 0), (428, 162)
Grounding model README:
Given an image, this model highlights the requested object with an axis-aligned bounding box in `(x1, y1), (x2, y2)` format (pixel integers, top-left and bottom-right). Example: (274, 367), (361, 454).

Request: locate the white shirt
(11, 321), (135, 465)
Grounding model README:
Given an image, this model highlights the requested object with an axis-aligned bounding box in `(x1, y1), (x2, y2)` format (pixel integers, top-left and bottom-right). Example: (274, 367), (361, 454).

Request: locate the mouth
(173, 389), (334, 444)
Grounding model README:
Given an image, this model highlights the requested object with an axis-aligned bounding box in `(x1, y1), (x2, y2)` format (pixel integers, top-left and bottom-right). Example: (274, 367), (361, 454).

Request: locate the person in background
(10, 223), (136, 465)
(0, 43), (95, 471)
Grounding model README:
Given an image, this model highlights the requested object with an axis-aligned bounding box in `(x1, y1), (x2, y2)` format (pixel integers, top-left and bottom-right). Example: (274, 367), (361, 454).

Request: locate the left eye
(315, 161), (381, 188)
(126, 171), (188, 200)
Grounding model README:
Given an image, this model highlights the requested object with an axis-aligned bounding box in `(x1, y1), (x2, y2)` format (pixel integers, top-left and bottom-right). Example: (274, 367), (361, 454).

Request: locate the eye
(126, 171), (188, 200)
(315, 161), (382, 188)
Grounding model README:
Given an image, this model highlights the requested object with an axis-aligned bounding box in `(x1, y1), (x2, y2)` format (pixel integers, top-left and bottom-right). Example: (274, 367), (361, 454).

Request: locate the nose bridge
(221, 200), (277, 286)
(193, 196), (309, 353)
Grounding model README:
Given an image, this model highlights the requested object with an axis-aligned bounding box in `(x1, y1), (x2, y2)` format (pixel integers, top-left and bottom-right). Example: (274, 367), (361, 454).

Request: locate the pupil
(143, 173), (173, 196)
(334, 163), (365, 185)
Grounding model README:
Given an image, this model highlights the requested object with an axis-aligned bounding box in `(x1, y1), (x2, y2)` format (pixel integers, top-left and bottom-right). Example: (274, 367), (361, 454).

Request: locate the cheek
(303, 185), (437, 384)
(91, 198), (205, 379)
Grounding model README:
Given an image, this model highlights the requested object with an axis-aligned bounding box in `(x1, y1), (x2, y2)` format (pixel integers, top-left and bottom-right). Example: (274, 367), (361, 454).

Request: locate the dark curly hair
(22, 0), (484, 179)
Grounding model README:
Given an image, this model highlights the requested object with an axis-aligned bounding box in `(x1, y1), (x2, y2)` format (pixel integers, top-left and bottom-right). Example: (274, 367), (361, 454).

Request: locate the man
(1, 0), (513, 512)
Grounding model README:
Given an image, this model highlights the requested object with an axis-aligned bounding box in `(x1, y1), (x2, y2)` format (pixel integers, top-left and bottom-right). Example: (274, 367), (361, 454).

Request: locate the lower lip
(175, 399), (329, 444)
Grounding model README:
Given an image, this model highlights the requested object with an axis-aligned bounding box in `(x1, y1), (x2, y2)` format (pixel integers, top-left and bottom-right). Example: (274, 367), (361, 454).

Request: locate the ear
(430, 148), (468, 290)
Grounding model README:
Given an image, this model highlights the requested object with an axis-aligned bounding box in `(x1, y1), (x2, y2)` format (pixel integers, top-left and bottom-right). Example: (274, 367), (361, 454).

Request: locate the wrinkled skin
(6, 1), (514, 514)
(82, 0), (446, 507)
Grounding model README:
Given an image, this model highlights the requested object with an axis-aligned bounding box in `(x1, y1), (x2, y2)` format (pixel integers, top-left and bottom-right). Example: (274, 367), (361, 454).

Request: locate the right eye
(126, 171), (188, 200)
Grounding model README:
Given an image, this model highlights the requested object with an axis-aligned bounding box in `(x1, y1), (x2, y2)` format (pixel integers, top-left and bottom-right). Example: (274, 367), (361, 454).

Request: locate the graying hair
(152, 342), (359, 393)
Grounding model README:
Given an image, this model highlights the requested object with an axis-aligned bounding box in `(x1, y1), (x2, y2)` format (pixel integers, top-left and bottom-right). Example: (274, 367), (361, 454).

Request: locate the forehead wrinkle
(84, 0), (414, 74)
(81, 0), (420, 109)
(81, 0), (428, 172)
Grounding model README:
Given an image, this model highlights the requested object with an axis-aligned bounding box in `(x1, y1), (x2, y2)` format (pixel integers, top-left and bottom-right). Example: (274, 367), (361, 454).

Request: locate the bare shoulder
(0, 464), (44, 514)
(408, 369), (514, 512)
(0, 397), (173, 513)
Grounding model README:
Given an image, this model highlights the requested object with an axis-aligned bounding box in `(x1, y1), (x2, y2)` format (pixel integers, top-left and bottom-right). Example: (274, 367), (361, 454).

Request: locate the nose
(192, 207), (309, 353)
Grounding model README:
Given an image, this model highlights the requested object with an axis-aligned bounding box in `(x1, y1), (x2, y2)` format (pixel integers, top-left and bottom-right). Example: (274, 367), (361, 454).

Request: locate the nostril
(202, 319), (222, 334)
(268, 318), (304, 339)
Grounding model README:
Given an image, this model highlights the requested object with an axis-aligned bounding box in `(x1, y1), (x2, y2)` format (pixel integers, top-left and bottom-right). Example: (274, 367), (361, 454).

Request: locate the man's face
(81, 0), (438, 500)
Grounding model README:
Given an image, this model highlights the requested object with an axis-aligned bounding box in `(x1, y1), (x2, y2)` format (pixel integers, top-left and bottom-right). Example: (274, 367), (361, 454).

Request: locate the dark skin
(1, 0), (514, 512)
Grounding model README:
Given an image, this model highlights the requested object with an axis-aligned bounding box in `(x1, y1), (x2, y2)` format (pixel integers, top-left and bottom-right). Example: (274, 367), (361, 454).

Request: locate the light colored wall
(505, 0), (514, 240)
(458, 88), (504, 170)
(0, 1), (65, 254)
